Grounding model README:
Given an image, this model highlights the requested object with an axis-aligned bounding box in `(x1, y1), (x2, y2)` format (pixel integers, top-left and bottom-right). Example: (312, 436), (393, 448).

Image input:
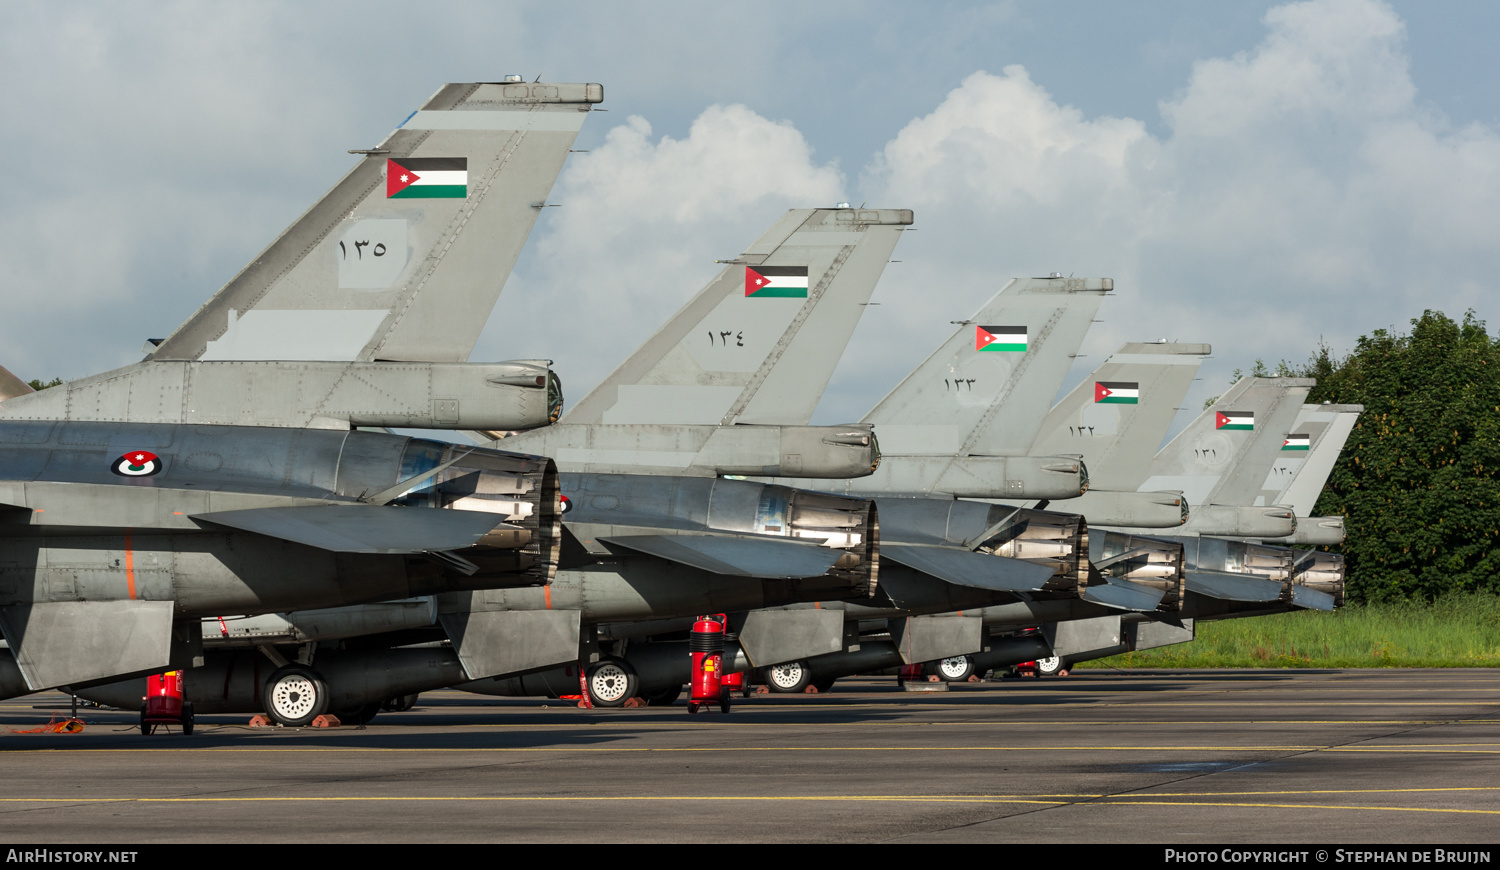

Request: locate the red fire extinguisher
(141, 671), (194, 736)
(688, 614), (731, 714)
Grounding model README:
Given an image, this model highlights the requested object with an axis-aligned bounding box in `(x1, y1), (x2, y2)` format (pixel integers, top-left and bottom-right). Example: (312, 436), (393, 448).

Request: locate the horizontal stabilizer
(0, 601), (174, 691)
(882, 544), (1056, 592)
(1291, 585), (1337, 611)
(1186, 570), (1285, 603)
(194, 505), (509, 554)
(1081, 578), (1166, 612)
(600, 534), (843, 578)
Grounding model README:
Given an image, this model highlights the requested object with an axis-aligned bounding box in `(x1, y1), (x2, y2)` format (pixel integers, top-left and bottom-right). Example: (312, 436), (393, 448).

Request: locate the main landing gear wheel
(585, 659), (638, 707)
(642, 685), (683, 706)
(263, 666), (329, 727)
(382, 694), (419, 712)
(1035, 655), (1068, 677)
(763, 662), (810, 693)
(334, 702), (382, 725)
(936, 656), (975, 682)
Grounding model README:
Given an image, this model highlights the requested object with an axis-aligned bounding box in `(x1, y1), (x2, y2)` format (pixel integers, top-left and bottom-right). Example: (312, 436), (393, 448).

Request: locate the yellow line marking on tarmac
(9, 787), (1495, 805)
(1138, 787), (1500, 797)
(0, 795), (1494, 816)
(1091, 800), (1500, 816)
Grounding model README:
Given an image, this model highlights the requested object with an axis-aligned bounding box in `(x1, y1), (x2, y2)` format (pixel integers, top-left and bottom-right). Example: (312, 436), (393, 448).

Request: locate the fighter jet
(0, 80), (613, 701)
(465, 276), (1191, 702)
(72, 206), (916, 720)
(1029, 385), (1359, 673)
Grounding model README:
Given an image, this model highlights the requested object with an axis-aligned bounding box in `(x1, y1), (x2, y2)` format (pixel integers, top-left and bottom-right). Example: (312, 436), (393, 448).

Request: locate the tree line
(1277, 311), (1500, 603)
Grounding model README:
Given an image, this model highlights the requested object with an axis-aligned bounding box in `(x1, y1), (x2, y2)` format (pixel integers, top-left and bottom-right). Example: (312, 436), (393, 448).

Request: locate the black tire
(382, 694), (419, 713)
(139, 704), (150, 737)
(1035, 655), (1068, 677)
(642, 685), (683, 707)
(333, 702), (382, 725)
(584, 659), (638, 707)
(181, 702), (194, 736)
(687, 702), (701, 715)
(761, 662), (810, 693)
(935, 656), (975, 682)
(262, 666), (330, 727)
(811, 679), (837, 694)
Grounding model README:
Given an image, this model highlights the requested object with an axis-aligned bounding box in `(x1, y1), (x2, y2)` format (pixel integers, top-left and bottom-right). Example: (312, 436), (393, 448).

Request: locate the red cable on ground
(11, 715), (85, 734)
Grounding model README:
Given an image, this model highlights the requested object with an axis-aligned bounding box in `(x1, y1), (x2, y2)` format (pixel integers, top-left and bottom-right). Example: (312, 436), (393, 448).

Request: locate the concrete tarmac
(1, 669), (1497, 843)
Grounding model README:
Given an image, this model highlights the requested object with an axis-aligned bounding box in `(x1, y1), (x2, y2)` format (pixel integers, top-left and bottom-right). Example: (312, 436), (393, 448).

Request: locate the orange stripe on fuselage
(124, 532), (137, 600)
(544, 585), (552, 610)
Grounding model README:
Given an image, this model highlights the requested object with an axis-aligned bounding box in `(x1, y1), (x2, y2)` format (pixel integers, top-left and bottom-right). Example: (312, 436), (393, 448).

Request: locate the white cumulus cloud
(819, 0), (1500, 422)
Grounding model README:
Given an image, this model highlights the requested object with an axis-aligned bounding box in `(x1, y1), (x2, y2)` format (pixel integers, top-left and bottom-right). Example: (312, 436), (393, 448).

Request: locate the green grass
(1078, 593), (1500, 669)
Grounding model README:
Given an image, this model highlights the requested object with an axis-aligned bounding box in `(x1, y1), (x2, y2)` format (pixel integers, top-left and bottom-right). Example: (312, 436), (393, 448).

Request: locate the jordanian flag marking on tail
(745, 266), (809, 297)
(1282, 433), (1311, 450)
(976, 325), (1027, 352)
(1095, 381), (1139, 404)
(386, 158), (468, 199)
(1215, 411), (1255, 431)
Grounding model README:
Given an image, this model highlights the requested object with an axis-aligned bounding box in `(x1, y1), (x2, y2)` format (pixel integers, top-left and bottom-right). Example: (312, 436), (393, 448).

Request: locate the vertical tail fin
(561, 207), (912, 426)
(1139, 377), (1314, 506)
(861, 276), (1110, 456)
(1030, 342), (1209, 489)
(152, 81), (603, 364)
(0, 364), (34, 402)
(1266, 404), (1363, 516)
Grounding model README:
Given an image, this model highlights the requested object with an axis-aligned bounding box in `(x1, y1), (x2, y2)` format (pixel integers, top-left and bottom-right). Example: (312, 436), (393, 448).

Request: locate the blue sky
(3, 0), (1497, 431)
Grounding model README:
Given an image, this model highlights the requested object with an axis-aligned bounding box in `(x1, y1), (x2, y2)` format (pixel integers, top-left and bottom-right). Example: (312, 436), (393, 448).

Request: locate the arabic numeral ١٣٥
(338, 241), (387, 260)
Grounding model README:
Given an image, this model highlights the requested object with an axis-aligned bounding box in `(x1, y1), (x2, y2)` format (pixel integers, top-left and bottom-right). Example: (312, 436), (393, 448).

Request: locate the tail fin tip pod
(561, 207), (914, 428)
(152, 81), (603, 365)
(863, 275), (1112, 457)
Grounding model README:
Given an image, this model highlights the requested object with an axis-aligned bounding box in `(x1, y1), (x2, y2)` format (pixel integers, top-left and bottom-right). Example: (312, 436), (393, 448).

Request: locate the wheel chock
(310, 715), (341, 728)
(248, 715), (275, 728)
